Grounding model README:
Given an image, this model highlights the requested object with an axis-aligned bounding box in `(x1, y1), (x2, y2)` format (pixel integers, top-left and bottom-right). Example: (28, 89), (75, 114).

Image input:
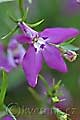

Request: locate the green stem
(22, 7), (29, 22)
(19, 0), (24, 18)
(0, 71), (8, 106)
(28, 87), (43, 107)
(39, 74), (49, 89)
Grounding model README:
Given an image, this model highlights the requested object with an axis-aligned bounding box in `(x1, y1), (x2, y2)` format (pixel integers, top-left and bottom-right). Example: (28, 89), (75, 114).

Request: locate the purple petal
(40, 28), (80, 44)
(42, 44), (67, 72)
(22, 45), (42, 87)
(14, 34), (32, 44)
(0, 44), (12, 72)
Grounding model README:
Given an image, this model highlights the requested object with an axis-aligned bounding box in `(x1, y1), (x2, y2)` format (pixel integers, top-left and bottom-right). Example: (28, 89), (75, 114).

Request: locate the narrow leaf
(0, 71), (8, 106)
(60, 38), (76, 46)
(54, 80), (62, 91)
(61, 44), (79, 51)
(28, 19), (44, 27)
(22, 7), (29, 21)
(1, 25), (18, 40)
(28, 87), (42, 102)
(39, 74), (49, 89)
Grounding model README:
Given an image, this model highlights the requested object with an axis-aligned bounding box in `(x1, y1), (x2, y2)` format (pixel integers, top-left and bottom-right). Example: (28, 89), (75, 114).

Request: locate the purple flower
(15, 22), (79, 87)
(7, 38), (26, 68)
(0, 39), (25, 72)
(0, 43), (12, 72)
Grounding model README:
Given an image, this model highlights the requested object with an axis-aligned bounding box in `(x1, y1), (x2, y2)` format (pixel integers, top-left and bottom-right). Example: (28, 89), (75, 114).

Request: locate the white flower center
(33, 37), (45, 52)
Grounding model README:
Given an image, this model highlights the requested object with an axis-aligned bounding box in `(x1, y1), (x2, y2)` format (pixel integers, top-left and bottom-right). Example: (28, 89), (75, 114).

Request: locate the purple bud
(63, 50), (77, 62)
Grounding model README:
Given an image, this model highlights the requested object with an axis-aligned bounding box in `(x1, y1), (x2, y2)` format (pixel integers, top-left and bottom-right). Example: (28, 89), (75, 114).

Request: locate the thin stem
(1, 25), (18, 40)
(39, 74), (49, 89)
(28, 87), (43, 105)
(0, 71), (8, 106)
(19, 0), (24, 18)
(22, 7), (29, 21)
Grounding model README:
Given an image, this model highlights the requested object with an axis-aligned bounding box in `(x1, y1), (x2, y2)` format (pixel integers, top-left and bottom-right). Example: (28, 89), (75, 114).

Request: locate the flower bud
(63, 50), (77, 62)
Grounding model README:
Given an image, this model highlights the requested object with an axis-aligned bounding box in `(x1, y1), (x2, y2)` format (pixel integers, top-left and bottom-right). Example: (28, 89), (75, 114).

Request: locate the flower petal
(42, 44), (67, 72)
(40, 28), (80, 44)
(7, 39), (26, 67)
(14, 34), (32, 44)
(0, 44), (12, 72)
(22, 45), (42, 87)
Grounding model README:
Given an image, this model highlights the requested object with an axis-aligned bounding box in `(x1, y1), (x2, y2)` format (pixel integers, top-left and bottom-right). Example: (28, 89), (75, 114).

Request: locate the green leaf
(61, 44), (79, 51)
(0, 0), (15, 3)
(28, 19), (44, 27)
(22, 7), (29, 21)
(19, 0), (25, 18)
(47, 80), (62, 98)
(39, 74), (49, 89)
(0, 71), (8, 106)
(54, 80), (62, 91)
(28, 87), (42, 104)
(1, 25), (18, 40)
(60, 38), (76, 46)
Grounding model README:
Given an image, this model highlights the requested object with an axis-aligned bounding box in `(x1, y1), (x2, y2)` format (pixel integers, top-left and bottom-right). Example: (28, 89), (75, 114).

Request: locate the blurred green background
(0, 0), (80, 119)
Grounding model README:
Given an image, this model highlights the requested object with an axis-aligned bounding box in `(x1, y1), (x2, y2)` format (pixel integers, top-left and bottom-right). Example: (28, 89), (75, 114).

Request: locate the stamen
(33, 37), (45, 51)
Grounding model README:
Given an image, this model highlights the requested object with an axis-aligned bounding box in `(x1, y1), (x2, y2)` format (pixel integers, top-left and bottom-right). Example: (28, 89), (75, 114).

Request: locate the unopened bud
(63, 50), (77, 62)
